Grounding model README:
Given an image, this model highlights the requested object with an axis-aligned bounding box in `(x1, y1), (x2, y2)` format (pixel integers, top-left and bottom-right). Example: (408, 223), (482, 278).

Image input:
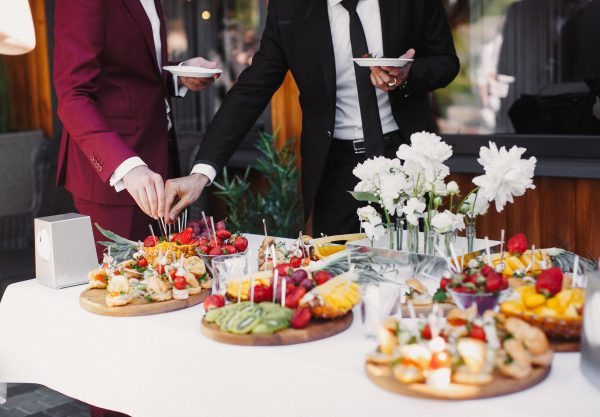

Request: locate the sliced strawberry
(203, 294), (225, 311)
(285, 286), (307, 309)
(469, 325), (487, 342)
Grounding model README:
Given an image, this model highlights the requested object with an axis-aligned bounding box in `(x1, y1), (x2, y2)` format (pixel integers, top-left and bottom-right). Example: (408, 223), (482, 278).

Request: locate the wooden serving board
(365, 363), (550, 400)
(550, 339), (580, 353)
(80, 287), (209, 317)
(201, 312), (353, 346)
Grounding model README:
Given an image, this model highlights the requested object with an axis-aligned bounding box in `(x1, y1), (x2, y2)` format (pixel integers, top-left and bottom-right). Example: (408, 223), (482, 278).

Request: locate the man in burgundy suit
(54, 0), (215, 258)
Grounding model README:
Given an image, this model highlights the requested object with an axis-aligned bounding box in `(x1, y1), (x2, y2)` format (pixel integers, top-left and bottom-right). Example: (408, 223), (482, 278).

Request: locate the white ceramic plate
(162, 65), (223, 78)
(352, 58), (413, 68)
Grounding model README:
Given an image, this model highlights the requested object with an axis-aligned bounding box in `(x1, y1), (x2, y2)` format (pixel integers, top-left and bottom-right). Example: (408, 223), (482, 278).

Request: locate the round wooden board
(365, 363), (550, 400)
(80, 287), (209, 317)
(201, 312), (353, 346)
(550, 339), (580, 353)
(400, 303), (454, 317)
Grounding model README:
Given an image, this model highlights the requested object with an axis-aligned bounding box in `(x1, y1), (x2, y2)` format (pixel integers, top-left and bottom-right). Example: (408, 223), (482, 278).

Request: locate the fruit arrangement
(311, 233), (366, 260)
(500, 268), (584, 340)
(433, 260), (509, 302)
(206, 260), (361, 336)
(257, 235), (315, 271)
(192, 219), (248, 258)
(366, 307), (552, 389)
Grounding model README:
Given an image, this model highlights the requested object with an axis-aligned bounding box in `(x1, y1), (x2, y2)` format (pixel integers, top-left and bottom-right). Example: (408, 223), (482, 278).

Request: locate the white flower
(472, 142), (536, 212)
(362, 221), (386, 241)
(397, 131), (453, 183)
(403, 197), (426, 226)
(353, 156), (401, 182)
(431, 210), (465, 233)
(357, 206), (385, 240)
(447, 181), (459, 194)
(460, 192), (490, 218)
(357, 205), (380, 223)
(354, 180), (375, 193)
(378, 172), (408, 216)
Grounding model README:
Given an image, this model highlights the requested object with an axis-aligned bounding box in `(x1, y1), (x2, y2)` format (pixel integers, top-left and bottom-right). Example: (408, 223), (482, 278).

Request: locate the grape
(291, 269), (308, 285)
(300, 278), (313, 290)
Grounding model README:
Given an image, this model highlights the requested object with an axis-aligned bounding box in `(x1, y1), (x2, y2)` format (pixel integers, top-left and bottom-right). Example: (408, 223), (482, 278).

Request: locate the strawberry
(507, 233), (528, 255)
(222, 245), (237, 254)
(203, 294), (225, 311)
(172, 228), (193, 244)
(143, 235), (159, 247)
(291, 308), (312, 329)
(198, 244), (209, 254)
(290, 256), (302, 268)
(275, 263), (293, 277)
(215, 220), (226, 230)
(285, 286), (307, 309)
(313, 270), (332, 286)
(173, 276), (187, 291)
(252, 284), (273, 303)
(209, 247), (223, 256)
(480, 265), (495, 278)
(136, 257), (148, 268)
(198, 237), (209, 246)
(453, 286), (475, 294)
(440, 277), (451, 291)
(208, 238), (223, 249)
(485, 271), (505, 293)
(233, 235), (248, 253)
(535, 267), (563, 297)
(216, 230), (231, 240)
(469, 325), (487, 342)
(421, 324), (432, 340)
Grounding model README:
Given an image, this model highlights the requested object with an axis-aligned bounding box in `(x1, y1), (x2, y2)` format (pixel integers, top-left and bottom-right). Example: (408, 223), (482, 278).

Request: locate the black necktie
(340, 0), (385, 157)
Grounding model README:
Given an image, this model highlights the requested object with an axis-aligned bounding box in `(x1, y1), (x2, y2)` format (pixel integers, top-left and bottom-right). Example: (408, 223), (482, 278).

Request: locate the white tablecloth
(1, 234), (599, 416)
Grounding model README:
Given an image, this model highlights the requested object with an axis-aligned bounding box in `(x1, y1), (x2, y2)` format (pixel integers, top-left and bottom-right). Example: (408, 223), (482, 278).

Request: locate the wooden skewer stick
(281, 278), (287, 307)
(272, 269), (279, 303)
(149, 225), (156, 238)
(210, 216), (217, 245)
(201, 211), (211, 242)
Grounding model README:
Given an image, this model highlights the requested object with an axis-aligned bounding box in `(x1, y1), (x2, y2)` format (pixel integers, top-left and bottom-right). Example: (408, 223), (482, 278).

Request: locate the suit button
(327, 131), (332, 138)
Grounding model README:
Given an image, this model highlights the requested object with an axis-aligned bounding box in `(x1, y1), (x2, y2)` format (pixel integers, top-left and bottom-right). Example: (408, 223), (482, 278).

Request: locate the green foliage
(213, 132), (303, 238)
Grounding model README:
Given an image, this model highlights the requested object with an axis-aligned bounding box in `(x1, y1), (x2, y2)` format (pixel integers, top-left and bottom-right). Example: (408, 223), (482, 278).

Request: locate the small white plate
(162, 65), (223, 78)
(352, 58), (413, 68)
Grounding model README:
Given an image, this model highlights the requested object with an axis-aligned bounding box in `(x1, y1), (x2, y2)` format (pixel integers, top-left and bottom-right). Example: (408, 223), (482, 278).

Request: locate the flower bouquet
(350, 132), (537, 257)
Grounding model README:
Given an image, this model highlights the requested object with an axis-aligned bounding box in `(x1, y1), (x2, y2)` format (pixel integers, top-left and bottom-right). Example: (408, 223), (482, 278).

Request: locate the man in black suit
(164, 0), (459, 236)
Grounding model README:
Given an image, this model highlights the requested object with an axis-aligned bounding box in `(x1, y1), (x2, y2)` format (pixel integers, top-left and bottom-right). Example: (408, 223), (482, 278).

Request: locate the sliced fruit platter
(500, 267), (584, 351)
(365, 306), (553, 400)
(199, 242), (391, 345)
(80, 224), (213, 316)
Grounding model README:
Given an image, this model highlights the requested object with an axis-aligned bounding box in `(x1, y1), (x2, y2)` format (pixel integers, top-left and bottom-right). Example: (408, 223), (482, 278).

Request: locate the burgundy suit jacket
(54, 0), (176, 206)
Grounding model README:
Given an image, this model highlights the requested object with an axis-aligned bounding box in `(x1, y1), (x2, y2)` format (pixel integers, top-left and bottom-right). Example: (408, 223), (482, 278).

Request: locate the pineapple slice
(500, 300), (526, 316)
(300, 272), (360, 319)
(523, 292), (546, 309)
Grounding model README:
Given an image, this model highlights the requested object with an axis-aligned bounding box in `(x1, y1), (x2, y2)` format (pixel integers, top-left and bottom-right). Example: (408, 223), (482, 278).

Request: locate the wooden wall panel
(271, 71), (302, 151)
(450, 174), (600, 260)
(3, 0), (52, 137)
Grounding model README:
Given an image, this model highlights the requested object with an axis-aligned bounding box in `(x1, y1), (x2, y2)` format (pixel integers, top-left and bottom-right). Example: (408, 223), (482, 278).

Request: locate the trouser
(312, 131), (406, 237)
(73, 197), (151, 261)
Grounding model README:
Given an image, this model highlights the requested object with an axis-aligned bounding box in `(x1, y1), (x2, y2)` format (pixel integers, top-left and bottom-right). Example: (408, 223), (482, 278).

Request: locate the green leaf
(348, 191), (379, 203)
(433, 288), (448, 302)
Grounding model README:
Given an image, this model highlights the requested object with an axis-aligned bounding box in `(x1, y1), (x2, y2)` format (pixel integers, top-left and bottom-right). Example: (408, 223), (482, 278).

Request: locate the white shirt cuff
(190, 163), (217, 184)
(173, 62), (188, 97)
(110, 157), (147, 192)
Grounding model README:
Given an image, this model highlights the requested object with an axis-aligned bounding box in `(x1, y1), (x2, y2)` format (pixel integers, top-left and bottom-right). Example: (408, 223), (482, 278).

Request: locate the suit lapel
(122, 0), (160, 75)
(306, 0), (336, 107)
(154, 0), (170, 82)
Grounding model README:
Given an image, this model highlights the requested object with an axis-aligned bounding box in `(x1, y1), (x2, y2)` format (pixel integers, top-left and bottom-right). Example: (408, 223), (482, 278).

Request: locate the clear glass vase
(395, 217), (404, 251)
(437, 230), (458, 258)
(407, 223), (419, 253)
(466, 218), (476, 253)
(425, 230), (437, 256)
(385, 222), (395, 250)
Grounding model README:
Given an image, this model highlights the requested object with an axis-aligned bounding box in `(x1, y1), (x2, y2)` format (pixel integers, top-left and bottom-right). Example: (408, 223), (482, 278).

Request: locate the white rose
(447, 181), (459, 194)
(431, 210), (456, 233)
(403, 197), (426, 226)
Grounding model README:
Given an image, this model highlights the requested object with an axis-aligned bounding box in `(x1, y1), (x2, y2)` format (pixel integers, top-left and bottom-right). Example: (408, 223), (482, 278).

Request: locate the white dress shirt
(190, 0), (399, 183)
(110, 0), (187, 192)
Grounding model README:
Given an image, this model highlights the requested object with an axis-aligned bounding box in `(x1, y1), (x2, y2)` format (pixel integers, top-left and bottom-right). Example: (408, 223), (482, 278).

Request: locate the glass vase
(466, 218), (476, 253)
(385, 222), (395, 250)
(395, 217), (403, 251)
(407, 223), (419, 253)
(425, 230), (437, 256)
(437, 230), (458, 258)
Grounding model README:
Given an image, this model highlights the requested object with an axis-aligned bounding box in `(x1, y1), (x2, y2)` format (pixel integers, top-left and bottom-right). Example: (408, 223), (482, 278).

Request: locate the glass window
(435, 0), (600, 135)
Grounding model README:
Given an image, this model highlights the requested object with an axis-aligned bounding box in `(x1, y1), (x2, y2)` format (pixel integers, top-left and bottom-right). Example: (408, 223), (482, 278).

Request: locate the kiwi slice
(204, 308), (223, 323)
(215, 310), (236, 327)
(230, 313), (261, 334)
(223, 311), (253, 332)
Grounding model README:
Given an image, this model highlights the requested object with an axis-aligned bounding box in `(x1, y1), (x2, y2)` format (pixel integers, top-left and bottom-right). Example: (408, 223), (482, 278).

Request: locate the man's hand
(370, 48), (416, 92)
(164, 174), (210, 222)
(179, 57), (220, 91)
(122, 166), (165, 219)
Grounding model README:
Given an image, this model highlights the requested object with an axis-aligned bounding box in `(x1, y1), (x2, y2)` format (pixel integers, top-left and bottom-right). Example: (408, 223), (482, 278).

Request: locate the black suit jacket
(195, 0), (459, 220)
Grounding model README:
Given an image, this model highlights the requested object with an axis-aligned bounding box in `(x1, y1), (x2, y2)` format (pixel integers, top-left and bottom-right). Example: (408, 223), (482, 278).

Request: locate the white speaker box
(34, 213), (98, 288)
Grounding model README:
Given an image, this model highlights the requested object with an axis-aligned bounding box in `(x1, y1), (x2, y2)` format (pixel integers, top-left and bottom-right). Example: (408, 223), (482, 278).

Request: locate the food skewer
(272, 269), (279, 303)
(484, 237), (492, 267)
(201, 211), (212, 242)
(210, 216), (218, 245)
(281, 278), (287, 307)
